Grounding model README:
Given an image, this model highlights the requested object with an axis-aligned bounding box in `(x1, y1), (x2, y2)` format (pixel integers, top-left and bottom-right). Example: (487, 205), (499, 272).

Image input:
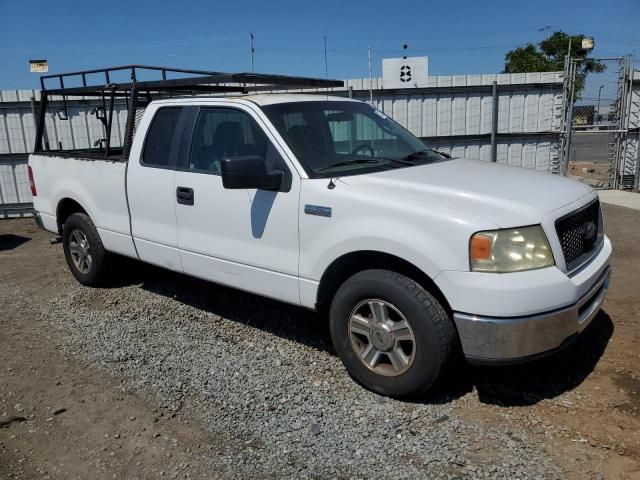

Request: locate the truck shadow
(119, 262), (335, 354)
(118, 260), (613, 408)
(424, 311), (614, 407)
(0, 234), (31, 251)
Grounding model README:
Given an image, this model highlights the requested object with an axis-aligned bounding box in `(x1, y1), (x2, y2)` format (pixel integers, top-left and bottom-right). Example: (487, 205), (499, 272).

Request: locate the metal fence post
(558, 56), (570, 174)
(0, 159), (5, 207)
(616, 55), (634, 189)
(612, 58), (626, 189)
(635, 130), (640, 191)
(561, 60), (577, 176)
(490, 80), (498, 162)
(636, 60), (640, 192)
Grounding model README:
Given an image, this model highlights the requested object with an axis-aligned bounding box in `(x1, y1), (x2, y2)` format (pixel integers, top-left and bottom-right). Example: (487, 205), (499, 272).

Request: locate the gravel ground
(42, 267), (561, 480)
(3, 203), (640, 479)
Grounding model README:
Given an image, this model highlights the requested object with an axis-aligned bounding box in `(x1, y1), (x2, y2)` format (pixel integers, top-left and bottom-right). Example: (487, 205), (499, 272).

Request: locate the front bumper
(453, 266), (610, 364)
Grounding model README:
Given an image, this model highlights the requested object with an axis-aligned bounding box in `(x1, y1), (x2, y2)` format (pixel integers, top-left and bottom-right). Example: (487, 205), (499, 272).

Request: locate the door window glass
(188, 108), (284, 175)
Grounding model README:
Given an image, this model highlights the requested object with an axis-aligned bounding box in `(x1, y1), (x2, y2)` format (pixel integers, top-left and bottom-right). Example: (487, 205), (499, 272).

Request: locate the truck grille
(555, 199), (601, 271)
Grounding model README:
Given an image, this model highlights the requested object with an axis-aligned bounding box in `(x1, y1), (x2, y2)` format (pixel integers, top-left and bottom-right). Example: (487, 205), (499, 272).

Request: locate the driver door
(173, 104), (301, 304)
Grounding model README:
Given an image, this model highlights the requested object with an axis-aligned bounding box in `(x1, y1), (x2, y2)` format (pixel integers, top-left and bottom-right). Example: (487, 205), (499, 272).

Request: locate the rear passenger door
(127, 105), (188, 272)
(173, 104), (301, 304)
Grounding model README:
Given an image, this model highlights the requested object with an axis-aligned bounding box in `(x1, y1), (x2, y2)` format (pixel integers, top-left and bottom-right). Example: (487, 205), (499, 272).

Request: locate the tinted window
(142, 107), (183, 167)
(188, 108), (283, 175)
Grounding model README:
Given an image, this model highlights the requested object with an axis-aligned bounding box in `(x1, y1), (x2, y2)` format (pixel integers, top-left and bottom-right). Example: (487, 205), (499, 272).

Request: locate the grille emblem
(556, 200), (600, 270)
(580, 221), (597, 242)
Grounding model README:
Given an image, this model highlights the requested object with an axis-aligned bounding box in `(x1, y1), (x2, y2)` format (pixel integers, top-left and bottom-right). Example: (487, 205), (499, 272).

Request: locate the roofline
(149, 93), (363, 107)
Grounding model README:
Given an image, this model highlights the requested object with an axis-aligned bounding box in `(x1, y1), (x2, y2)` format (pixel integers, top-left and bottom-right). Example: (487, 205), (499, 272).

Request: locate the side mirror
(220, 156), (283, 191)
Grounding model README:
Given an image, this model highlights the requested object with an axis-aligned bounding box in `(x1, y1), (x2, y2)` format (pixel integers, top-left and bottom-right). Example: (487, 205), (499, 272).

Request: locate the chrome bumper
(453, 267), (610, 364)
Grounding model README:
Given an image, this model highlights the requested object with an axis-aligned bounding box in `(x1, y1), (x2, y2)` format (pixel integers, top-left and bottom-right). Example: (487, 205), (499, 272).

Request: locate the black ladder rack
(34, 64), (344, 159)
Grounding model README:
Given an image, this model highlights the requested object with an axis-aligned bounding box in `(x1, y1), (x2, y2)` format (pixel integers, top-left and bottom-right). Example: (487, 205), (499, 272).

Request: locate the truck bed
(29, 153), (137, 258)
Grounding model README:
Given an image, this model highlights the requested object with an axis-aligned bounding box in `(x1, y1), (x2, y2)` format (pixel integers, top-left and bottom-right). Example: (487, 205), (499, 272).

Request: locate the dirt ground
(1, 203), (639, 479)
(569, 162), (613, 188)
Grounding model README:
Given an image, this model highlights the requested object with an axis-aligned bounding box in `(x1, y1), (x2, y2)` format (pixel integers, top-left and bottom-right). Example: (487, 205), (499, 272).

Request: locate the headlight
(469, 225), (554, 273)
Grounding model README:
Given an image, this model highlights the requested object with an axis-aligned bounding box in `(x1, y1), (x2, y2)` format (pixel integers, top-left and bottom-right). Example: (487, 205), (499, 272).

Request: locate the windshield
(261, 101), (446, 178)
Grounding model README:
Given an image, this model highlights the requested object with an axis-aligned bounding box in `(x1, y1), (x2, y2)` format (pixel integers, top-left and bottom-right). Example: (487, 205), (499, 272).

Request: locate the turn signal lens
(470, 234), (492, 261)
(469, 225), (554, 273)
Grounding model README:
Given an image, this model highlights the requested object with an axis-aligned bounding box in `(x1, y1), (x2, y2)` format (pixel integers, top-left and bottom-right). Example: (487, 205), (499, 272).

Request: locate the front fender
(298, 179), (497, 308)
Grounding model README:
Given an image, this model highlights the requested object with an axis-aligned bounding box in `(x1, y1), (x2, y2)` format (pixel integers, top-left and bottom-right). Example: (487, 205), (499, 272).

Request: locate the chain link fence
(562, 58), (625, 188)
(561, 56), (639, 190)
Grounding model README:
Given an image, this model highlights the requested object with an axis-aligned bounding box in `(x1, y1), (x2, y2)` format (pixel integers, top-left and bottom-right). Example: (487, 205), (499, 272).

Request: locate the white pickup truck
(29, 78), (611, 397)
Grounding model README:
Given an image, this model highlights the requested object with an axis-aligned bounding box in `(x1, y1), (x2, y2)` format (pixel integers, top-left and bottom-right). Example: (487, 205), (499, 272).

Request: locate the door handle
(176, 186), (194, 206)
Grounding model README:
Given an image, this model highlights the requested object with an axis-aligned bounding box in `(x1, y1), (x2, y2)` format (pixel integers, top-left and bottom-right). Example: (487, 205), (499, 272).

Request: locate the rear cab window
(141, 107), (185, 168)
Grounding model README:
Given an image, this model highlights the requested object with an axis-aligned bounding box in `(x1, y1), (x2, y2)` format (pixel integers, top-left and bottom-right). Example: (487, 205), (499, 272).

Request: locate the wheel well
(56, 198), (87, 234)
(315, 251), (451, 315)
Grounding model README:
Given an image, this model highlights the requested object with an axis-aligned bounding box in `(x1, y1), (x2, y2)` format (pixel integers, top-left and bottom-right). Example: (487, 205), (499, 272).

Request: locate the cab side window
(188, 108), (285, 175)
(142, 107), (184, 167)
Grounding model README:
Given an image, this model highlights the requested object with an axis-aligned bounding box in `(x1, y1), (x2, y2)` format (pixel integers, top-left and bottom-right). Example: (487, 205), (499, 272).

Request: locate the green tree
(503, 31), (605, 76)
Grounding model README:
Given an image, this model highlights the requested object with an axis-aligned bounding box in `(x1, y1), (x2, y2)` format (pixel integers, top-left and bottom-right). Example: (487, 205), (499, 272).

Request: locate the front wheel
(329, 269), (456, 398)
(62, 212), (110, 286)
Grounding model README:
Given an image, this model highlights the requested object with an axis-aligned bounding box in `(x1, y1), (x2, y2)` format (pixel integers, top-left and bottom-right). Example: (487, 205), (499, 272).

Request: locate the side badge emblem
(304, 205), (332, 218)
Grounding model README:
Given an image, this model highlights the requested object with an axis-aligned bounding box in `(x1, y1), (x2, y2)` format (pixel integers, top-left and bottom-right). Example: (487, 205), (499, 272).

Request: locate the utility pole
(323, 35), (328, 79)
(368, 46), (373, 103)
(249, 33), (255, 72)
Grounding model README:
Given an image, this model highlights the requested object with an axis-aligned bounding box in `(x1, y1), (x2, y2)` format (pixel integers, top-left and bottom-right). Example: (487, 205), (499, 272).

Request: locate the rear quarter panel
(29, 154), (135, 256)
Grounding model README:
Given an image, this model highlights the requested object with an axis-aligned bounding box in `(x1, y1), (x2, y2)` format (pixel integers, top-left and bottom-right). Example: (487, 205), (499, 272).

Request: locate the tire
(62, 212), (110, 286)
(329, 269), (456, 398)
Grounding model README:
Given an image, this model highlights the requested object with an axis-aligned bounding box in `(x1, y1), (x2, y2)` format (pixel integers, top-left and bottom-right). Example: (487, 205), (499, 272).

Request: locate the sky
(0, 0), (638, 89)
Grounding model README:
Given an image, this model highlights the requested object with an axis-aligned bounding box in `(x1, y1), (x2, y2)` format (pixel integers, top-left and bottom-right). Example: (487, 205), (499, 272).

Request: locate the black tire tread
(62, 212), (110, 286)
(331, 268), (456, 397)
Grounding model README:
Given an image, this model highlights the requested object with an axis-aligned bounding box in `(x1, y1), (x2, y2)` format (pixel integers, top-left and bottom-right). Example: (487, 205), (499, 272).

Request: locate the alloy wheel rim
(348, 299), (416, 377)
(69, 229), (92, 274)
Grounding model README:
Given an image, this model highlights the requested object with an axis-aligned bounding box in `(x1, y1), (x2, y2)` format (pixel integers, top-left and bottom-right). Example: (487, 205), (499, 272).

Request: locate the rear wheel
(62, 213), (109, 286)
(329, 269), (455, 398)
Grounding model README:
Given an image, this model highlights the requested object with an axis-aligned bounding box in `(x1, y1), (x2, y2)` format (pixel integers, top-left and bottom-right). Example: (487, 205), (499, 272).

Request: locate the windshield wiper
(397, 149), (436, 162)
(317, 158), (381, 172)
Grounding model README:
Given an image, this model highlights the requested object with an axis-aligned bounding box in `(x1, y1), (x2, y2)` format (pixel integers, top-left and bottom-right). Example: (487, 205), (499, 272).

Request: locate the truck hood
(338, 159), (594, 227)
